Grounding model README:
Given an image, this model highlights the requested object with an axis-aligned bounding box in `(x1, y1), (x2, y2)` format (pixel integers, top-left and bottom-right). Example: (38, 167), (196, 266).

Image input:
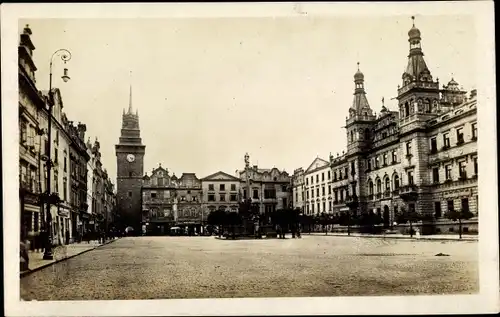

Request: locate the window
(351, 161), (355, 176)
(328, 171), (331, 179)
(63, 178), (67, 201)
(322, 173), (324, 181)
(311, 176), (314, 184)
(339, 170), (343, 179)
(392, 150), (397, 164)
(295, 192), (298, 202)
(432, 167), (439, 183)
(192, 196), (197, 202)
(322, 187), (325, 196)
(229, 194), (237, 202)
(443, 133), (450, 148)
(407, 171), (414, 185)
(312, 204), (315, 213)
(129, 172), (133, 177)
(220, 184), (225, 191)
(445, 165), (452, 180)
(220, 194), (225, 201)
(334, 171), (338, 181)
(231, 184), (236, 191)
(458, 161), (467, 179)
(328, 185), (331, 194)
(334, 191), (338, 202)
(264, 189), (276, 199)
(307, 191), (310, 199)
(385, 178), (390, 191)
(367, 159), (372, 171)
(345, 167), (348, 177)
(151, 192), (157, 198)
(208, 184), (214, 191)
(253, 189), (259, 199)
(383, 153), (388, 166)
(64, 157), (67, 172)
(316, 188), (319, 196)
(128, 191), (132, 197)
(471, 123), (477, 139)
(322, 202), (325, 212)
(376, 179), (382, 193)
(20, 120), (27, 144)
(317, 202), (320, 212)
(406, 141), (412, 156)
(375, 156), (380, 168)
(54, 150), (59, 164)
(180, 196), (186, 201)
(340, 190), (344, 202)
(434, 201), (442, 218)
(456, 127), (464, 144)
(447, 200), (454, 212)
(430, 137), (437, 153)
(316, 175), (319, 183)
(54, 174), (58, 193)
(461, 198), (469, 212)
(329, 201), (332, 211)
(306, 178), (309, 185)
(368, 181), (374, 195)
(473, 157), (478, 175)
(208, 194), (215, 201)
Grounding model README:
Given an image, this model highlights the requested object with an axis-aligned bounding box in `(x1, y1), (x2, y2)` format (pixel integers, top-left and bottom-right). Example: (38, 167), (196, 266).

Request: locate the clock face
(126, 154), (135, 163)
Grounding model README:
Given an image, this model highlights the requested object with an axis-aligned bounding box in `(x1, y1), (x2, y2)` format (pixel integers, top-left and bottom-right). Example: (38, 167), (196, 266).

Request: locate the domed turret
(354, 62), (364, 82)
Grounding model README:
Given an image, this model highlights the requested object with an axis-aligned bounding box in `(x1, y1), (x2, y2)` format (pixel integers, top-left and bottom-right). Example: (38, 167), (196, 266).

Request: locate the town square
(3, 2), (498, 315)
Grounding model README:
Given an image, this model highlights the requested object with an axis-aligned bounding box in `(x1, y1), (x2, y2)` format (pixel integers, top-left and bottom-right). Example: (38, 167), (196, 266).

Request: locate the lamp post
(43, 49), (71, 260)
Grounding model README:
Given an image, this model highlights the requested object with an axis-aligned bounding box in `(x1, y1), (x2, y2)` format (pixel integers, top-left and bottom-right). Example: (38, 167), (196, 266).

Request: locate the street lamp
(43, 48), (72, 260)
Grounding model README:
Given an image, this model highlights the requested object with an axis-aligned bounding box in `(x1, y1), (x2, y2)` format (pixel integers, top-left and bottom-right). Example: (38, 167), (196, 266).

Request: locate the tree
(397, 207), (421, 237)
(446, 209), (474, 239)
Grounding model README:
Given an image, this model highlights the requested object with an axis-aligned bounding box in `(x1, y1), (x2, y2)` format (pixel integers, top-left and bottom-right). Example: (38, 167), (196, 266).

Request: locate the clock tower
(115, 84), (145, 232)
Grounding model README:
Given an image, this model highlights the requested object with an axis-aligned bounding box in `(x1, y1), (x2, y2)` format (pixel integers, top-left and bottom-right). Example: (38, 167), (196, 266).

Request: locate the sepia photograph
(2, 2), (498, 316)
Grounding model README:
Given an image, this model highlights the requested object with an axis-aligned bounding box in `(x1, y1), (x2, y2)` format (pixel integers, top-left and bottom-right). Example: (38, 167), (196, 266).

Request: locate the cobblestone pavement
(20, 236), (478, 300)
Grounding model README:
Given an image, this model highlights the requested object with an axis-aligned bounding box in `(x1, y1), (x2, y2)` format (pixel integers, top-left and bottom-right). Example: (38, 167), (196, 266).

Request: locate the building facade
(67, 121), (90, 241)
(18, 24), (45, 241)
(302, 157), (333, 216)
(115, 86), (145, 232)
(238, 154), (292, 224)
(291, 168), (305, 212)
(141, 165), (203, 235)
(325, 19), (478, 234)
(201, 171), (241, 215)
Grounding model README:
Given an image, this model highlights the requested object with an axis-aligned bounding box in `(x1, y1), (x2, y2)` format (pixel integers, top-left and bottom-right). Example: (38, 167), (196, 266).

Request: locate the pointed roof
(403, 16), (432, 82)
(201, 171), (241, 181)
(350, 63), (372, 115)
(305, 157), (330, 174)
(128, 83), (133, 114)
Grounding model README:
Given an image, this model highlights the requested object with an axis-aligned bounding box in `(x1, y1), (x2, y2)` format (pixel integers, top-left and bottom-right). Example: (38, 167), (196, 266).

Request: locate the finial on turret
(411, 16), (415, 26)
(357, 61), (360, 71)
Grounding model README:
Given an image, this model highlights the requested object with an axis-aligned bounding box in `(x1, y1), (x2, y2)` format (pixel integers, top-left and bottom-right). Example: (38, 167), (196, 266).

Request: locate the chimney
(77, 122), (87, 140)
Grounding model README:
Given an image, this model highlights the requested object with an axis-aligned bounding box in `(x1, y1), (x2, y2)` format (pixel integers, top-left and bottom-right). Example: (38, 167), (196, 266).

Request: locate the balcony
(392, 188), (400, 195)
(458, 172), (467, 181)
(376, 193), (382, 200)
(399, 185), (418, 201)
(383, 190), (391, 198)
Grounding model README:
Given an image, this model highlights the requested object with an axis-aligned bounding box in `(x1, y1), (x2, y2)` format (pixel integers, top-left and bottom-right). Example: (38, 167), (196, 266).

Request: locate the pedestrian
(20, 237), (30, 272)
(65, 230), (70, 245)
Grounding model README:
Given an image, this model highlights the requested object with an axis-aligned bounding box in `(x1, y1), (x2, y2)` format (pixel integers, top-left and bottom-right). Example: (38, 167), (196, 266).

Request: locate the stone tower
(344, 63), (376, 215)
(115, 83), (145, 231)
(396, 17), (440, 217)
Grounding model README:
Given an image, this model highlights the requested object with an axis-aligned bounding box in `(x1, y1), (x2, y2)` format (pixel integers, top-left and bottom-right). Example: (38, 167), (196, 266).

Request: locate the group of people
(275, 224), (302, 239)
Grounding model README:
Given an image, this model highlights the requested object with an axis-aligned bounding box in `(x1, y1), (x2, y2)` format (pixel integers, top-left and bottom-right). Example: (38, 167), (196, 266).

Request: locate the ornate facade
(322, 18), (478, 234)
(141, 165), (203, 235)
(238, 153), (292, 224)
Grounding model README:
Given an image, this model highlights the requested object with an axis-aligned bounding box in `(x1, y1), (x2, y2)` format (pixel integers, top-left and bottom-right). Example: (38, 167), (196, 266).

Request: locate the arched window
(364, 128), (370, 141)
(350, 130), (354, 142)
(368, 181), (374, 195)
(393, 174), (400, 189)
(384, 177), (390, 192)
(376, 179), (382, 193)
(404, 102), (410, 117)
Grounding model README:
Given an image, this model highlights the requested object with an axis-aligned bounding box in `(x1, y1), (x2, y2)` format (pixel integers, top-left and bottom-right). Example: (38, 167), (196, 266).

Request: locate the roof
(201, 171), (241, 181)
(305, 157), (330, 174)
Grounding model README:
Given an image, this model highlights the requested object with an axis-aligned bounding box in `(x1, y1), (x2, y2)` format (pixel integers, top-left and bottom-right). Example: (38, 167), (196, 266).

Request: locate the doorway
(383, 205), (390, 229)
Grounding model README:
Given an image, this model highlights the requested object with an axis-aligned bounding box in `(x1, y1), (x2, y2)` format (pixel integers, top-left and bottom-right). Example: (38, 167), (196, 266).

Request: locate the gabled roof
(201, 171), (241, 181)
(305, 157), (330, 174)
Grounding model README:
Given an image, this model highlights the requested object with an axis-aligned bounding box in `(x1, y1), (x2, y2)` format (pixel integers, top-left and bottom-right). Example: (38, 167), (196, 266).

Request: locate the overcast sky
(21, 15), (476, 183)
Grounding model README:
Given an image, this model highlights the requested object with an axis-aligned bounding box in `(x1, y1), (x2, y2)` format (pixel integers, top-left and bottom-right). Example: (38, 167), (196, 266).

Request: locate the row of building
(116, 18), (478, 235)
(19, 24), (117, 246)
(291, 19), (478, 234)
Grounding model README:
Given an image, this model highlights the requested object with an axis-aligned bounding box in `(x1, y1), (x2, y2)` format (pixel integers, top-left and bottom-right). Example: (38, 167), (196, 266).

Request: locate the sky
(21, 15), (476, 183)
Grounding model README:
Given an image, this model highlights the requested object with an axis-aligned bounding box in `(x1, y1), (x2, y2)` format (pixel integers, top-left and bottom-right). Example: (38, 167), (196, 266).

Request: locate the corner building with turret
(318, 19), (478, 234)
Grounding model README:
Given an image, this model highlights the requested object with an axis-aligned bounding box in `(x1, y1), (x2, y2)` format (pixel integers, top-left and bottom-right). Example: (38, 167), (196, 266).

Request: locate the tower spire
(128, 71), (133, 114)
